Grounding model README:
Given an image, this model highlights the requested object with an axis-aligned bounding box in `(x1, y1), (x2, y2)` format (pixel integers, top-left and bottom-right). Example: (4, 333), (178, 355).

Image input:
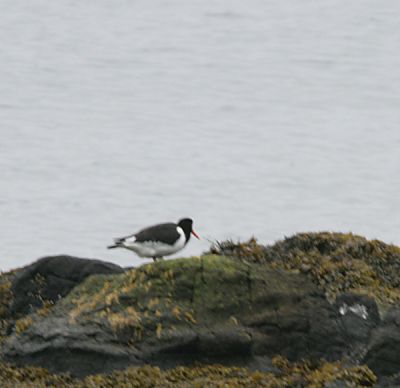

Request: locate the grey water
(1, 1), (400, 271)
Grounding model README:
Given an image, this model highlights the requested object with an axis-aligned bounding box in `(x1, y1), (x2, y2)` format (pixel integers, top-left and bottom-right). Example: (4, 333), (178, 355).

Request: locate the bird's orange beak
(191, 229), (200, 239)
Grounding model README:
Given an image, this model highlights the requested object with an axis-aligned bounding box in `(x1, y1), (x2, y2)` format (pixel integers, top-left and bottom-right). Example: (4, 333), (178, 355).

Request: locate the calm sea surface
(1, 1), (400, 271)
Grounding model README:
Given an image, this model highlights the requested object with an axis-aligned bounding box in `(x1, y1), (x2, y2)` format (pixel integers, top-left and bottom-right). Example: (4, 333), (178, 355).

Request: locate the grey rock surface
(2, 256), (348, 377)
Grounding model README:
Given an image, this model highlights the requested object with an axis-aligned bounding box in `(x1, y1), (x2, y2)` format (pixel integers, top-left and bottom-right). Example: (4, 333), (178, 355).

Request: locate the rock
(208, 233), (400, 307)
(364, 305), (400, 378)
(262, 232), (400, 305)
(2, 256), (348, 377)
(10, 255), (124, 318)
(334, 293), (380, 362)
(0, 269), (18, 340)
(5, 231), (400, 384)
(335, 293), (380, 339)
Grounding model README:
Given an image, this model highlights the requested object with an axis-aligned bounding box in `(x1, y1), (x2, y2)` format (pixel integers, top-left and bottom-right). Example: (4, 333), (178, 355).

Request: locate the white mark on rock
(339, 303), (368, 320)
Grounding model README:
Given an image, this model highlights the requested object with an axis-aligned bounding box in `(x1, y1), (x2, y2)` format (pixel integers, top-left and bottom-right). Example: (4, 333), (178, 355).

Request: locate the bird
(107, 218), (199, 262)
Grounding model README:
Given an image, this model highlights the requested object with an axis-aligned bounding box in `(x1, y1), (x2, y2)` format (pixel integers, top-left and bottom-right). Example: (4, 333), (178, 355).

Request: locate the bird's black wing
(134, 223), (180, 245)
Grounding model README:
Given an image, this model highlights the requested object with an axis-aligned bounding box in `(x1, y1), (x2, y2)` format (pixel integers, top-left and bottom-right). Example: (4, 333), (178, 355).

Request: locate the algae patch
(63, 258), (213, 342)
(0, 358), (376, 387)
(211, 233), (400, 306)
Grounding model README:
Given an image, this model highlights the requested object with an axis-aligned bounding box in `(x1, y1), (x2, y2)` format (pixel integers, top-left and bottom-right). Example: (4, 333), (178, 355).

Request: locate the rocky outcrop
(210, 232), (400, 306)
(10, 255), (124, 318)
(2, 256), (349, 376)
(2, 232), (400, 385)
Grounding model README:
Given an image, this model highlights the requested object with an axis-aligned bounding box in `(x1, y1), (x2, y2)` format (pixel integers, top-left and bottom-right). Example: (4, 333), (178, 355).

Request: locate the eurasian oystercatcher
(107, 218), (199, 262)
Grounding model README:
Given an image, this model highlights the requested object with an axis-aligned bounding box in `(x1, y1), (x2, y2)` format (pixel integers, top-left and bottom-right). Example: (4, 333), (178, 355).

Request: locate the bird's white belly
(123, 231), (186, 258)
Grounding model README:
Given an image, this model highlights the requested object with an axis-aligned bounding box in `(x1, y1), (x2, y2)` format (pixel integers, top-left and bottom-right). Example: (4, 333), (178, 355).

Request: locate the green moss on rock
(61, 255), (317, 346)
(64, 257), (209, 339)
(64, 256), (202, 338)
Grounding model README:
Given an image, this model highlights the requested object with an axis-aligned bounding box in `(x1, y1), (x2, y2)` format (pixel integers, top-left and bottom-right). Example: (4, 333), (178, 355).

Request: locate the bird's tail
(107, 237), (126, 249)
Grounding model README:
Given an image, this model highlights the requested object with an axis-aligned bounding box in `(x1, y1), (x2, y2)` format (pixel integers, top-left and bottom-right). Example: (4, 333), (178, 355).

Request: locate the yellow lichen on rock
(184, 311), (197, 324)
(0, 280), (12, 320)
(156, 323), (162, 339)
(172, 306), (181, 320)
(271, 356), (377, 387)
(0, 359), (377, 387)
(108, 307), (141, 331)
(15, 317), (33, 335)
(36, 300), (54, 317)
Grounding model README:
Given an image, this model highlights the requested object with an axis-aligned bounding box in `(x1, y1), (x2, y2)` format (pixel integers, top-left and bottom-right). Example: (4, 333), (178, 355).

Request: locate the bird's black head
(178, 218), (200, 242)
